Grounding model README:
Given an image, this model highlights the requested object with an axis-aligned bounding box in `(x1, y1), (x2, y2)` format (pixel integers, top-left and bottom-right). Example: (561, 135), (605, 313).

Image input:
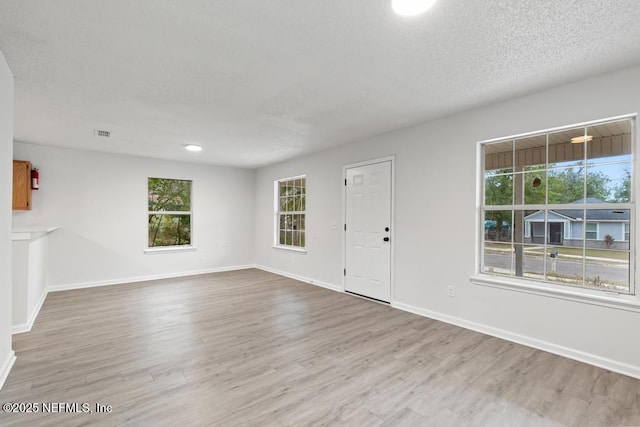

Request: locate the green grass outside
(484, 243), (535, 249)
(484, 243), (628, 260)
(548, 246), (628, 260)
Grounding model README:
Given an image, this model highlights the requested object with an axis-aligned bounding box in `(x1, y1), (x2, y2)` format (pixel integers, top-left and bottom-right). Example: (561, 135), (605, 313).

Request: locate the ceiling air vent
(94, 129), (111, 137)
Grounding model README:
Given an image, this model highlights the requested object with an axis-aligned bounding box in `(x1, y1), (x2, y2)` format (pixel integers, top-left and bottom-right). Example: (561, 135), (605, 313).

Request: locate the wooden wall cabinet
(13, 160), (32, 210)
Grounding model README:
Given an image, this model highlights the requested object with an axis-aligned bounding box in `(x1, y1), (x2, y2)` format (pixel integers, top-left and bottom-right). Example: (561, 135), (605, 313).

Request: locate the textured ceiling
(1, 0), (640, 168)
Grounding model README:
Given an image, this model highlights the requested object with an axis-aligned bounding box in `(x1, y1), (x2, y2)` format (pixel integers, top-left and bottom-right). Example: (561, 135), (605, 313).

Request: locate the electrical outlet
(447, 285), (455, 297)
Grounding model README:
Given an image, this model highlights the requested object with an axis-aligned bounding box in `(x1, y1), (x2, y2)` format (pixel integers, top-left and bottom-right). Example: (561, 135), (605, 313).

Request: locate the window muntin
(480, 117), (634, 294)
(625, 223), (630, 241)
(148, 178), (192, 248)
(275, 176), (306, 249)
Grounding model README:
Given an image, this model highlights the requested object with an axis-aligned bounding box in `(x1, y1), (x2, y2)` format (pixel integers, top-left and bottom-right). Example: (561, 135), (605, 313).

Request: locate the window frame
(146, 177), (193, 252)
(273, 175), (307, 252)
(474, 114), (636, 301)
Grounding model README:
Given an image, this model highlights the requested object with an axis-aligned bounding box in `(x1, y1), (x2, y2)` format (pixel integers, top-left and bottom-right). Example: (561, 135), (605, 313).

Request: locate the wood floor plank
(0, 268), (638, 426)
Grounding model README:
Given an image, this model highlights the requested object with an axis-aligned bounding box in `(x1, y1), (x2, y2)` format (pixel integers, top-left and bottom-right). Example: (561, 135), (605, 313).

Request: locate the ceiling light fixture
(392, 0), (438, 16)
(570, 135), (593, 144)
(185, 144), (203, 152)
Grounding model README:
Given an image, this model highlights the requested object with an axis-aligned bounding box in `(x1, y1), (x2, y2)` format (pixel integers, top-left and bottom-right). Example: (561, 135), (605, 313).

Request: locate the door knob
(385, 227), (390, 232)
(383, 237), (390, 242)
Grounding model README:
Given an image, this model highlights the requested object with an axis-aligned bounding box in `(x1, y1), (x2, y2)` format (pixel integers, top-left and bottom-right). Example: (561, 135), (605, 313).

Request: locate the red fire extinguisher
(31, 168), (39, 190)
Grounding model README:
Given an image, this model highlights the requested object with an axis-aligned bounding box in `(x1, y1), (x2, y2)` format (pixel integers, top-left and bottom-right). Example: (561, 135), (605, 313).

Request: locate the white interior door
(345, 160), (392, 302)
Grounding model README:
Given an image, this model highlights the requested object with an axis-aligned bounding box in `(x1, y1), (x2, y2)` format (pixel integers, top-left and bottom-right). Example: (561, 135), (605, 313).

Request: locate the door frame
(342, 156), (396, 303)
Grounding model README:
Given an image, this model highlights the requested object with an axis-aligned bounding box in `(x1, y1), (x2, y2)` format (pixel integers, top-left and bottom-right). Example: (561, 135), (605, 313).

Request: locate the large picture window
(480, 116), (634, 294)
(275, 176), (306, 249)
(148, 178), (192, 248)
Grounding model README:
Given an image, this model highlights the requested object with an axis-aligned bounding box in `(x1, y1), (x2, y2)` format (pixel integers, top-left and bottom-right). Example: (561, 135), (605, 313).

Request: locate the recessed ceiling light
(392, 0), (438, 16)
(570, 135), (593, 144)
(185, 144), (203, 152)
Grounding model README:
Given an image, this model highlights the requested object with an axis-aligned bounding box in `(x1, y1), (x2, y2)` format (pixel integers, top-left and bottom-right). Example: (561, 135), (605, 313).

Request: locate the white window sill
(273, 245), (307, 254)
(145, 246), (197, 254)
(470, 274), (640, 313)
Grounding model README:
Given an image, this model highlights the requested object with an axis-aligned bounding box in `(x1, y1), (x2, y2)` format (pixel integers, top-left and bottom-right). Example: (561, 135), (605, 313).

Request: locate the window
(480, 116), (634, 294)
(275, 176), (306, 249)
(148, 178), (192, 248)
(533, 223), (545, 237)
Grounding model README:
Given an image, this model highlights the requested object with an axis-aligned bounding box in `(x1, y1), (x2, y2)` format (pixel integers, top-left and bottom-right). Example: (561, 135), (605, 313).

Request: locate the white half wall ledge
(47, 265), (256, 292)
(11, 226), (60, 241)
(255, 265), (342, 292)
(0, 351), (16, 390)
(12, 226), (57, 336)
(392, 301), (640, 381)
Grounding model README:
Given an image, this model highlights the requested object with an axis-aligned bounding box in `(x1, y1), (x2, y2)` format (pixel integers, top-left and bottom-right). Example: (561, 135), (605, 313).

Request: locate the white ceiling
(2, 1), (640, 168)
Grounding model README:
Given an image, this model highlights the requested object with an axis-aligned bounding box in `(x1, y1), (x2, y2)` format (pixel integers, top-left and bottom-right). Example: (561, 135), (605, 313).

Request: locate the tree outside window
(276, 176), (306, 248)
(148, 178), (192, 247)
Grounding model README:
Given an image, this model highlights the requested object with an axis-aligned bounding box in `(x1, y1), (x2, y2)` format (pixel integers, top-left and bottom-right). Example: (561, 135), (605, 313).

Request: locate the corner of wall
(0, 49), (15, 389)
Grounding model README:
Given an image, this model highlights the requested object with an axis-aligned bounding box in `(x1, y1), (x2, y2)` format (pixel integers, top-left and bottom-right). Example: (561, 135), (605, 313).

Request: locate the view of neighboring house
(524, 198), (630, 250)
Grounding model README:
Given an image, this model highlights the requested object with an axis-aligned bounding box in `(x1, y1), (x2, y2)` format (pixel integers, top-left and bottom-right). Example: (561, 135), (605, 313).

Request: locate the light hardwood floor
(1, 269), (639, 426)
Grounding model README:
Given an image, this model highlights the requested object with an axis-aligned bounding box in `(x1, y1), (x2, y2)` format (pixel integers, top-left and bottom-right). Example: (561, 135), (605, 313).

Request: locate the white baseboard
(13, 266), (253, 333)
(255, 265), (342, 292)
(255, 265), (640, 380)
(392, 301), (640, 380)
(0, 351), (16, 390)
(47, 265), (256, 292)
(12, 289), (49, 334)
(23, 263), (640, 380)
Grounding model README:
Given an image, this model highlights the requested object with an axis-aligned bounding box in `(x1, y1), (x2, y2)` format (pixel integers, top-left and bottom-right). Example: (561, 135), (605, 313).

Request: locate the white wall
(13, 143), (255, 289)
(11, 240), (29, 326)
(0, 51), (15, 388)
(255, 65), (640, 377)
(11, 233), (50, 332)
(26, 237), (47, 321)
